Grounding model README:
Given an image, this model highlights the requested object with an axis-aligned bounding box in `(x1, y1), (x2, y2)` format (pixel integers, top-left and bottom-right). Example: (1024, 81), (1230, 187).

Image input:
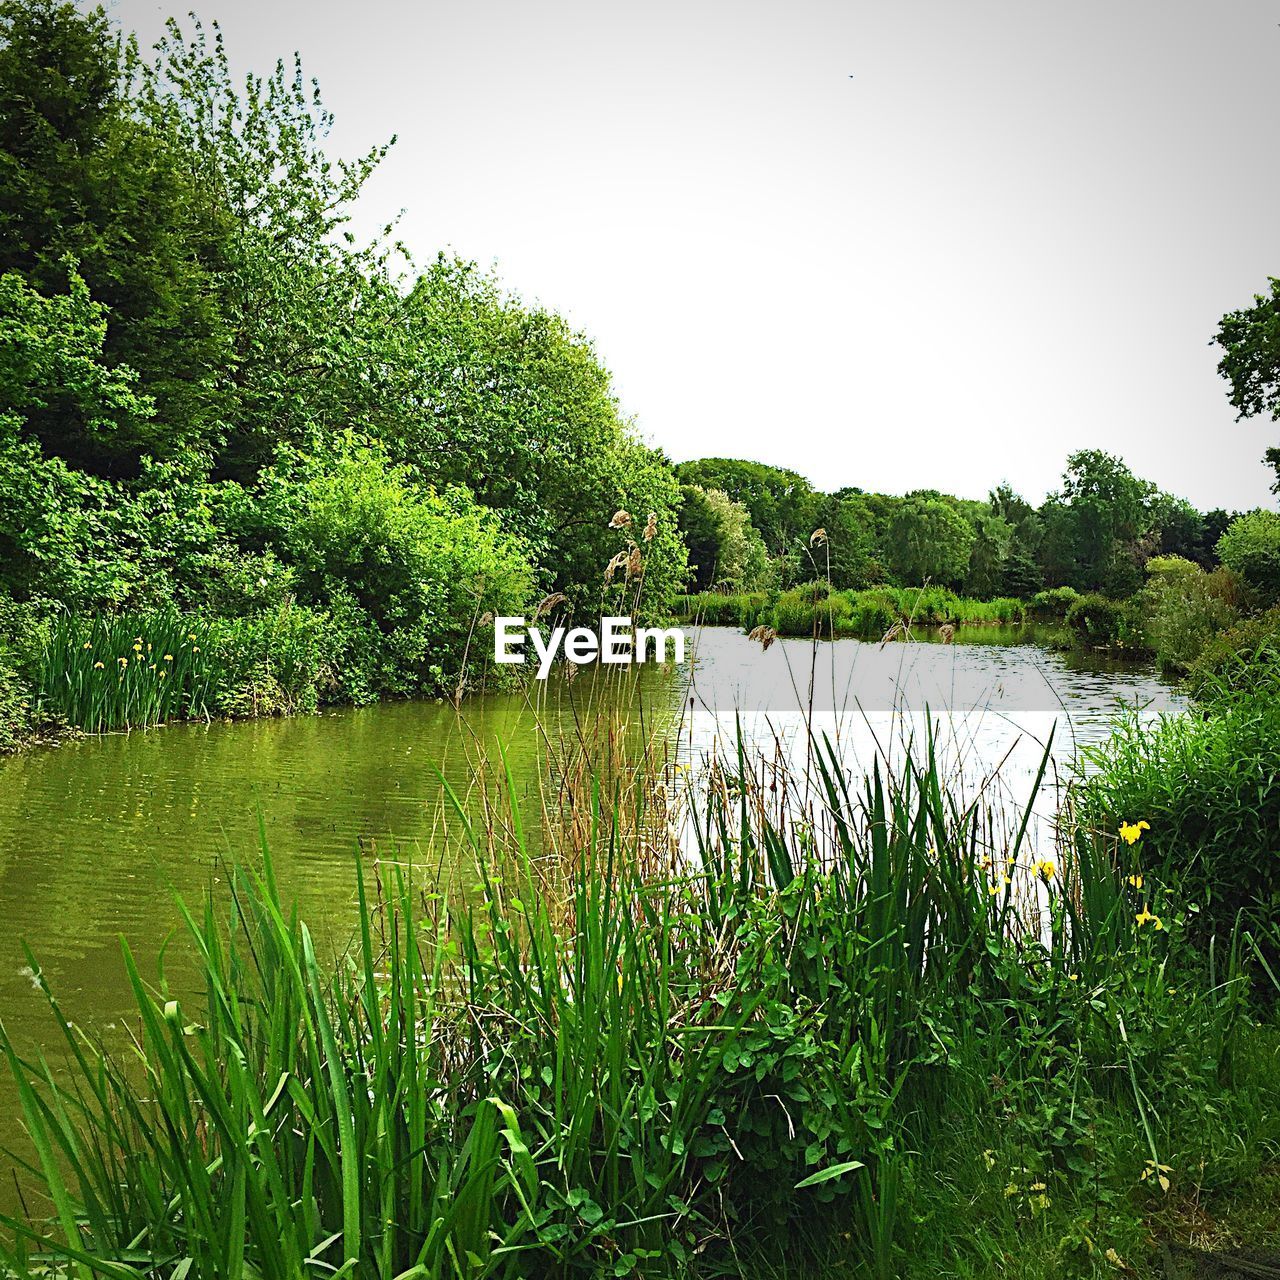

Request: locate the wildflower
(1119, 820), (1150, 845)
(132, 642), (142, 653)
(1033, 858), (1056, 881)
(1135, 905), (1163, 930)
(81, 641), (91, 650)
(163, 654), (173, 662)
(158, 670), (167, 680)
(1127, 873), (1144, 889)
(608, 509), (632, 529)
(93, 661), (104, 670)
(118, 657), (128, 667)
(188, 633), (197, 642)
(191, 645), (199, 654)
(1068, 973), (1079, 981)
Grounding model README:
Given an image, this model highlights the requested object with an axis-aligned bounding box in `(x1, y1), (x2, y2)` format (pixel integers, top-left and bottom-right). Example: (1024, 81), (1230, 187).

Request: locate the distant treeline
(674, 452), (1248, 600)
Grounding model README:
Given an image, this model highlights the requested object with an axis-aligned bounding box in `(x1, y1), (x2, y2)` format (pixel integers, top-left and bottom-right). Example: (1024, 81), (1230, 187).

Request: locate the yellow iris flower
(1119, 820), (1150, 845)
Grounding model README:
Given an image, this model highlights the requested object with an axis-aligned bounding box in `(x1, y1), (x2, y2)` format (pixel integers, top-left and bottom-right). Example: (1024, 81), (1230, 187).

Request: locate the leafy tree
(885, 492), (974, 586)
(1038, 450), (1155, 594)
(965, 510), (1014, 598)
(0, 0), (230, 467)
(675, 458), (818, 555)
(808, 492), (876, 589)
(1215, 277), (1280, 491)
(1217, 510), (1280, 604)
(679, 486), (770, 592)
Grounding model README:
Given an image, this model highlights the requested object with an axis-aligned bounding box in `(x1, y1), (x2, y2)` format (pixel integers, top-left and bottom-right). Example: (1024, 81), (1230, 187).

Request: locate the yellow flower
(1127, 873), (1144, 889)
(1119, 820), (1150, 845)
(1034, 858), (1056, 881)
(163, 654), (173, 661)
(93, 661), (104, 670)
(118, 657), (128, 667)
(191, 645), (199, 653)
(1135, 905), (1163, 930)
(158, 670), (167, 680)
(81, 641), (91, 650)
(188, 633), (197, 641)
(132, 642), (142, 653)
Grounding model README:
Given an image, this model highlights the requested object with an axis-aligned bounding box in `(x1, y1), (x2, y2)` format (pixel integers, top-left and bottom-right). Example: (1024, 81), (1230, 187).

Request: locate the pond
(0, 625), (1184, 1205)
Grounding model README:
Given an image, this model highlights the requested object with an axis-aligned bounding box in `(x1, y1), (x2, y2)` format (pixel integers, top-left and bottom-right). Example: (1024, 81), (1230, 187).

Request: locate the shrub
(1065, 592), (1146, 651)
(772, 581), (852, 635)
(1142, 565), (1240, 673)
(211, 604), (337, 718)
(1027, 586), (1080, 620)
(1187, 606), (1280, 700)
(268, 445), (534, 696)
(1217, 510), (1280, 604)
(1079, 689), (1280, 946)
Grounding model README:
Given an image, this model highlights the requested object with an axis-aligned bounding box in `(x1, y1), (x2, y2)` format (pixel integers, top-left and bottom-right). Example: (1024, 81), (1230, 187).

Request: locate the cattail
(810, 528), (827, 547)
(643, 512), (658, 542)
(609, 509), (632, 529)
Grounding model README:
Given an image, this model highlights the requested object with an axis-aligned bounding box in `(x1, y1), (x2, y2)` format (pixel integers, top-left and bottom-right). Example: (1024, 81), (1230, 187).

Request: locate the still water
(0, 625), (1184, 1195)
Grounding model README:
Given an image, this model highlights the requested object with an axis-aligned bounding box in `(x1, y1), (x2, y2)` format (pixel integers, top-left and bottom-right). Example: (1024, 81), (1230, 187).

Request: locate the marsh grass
(37, 611), (221, 733)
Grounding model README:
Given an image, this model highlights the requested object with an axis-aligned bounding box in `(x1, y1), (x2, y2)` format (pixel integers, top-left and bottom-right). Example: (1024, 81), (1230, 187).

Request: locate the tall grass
(674, 587), (1027, 638)
(37, 611), (222, 733)
(2, 727), (1275, 1278)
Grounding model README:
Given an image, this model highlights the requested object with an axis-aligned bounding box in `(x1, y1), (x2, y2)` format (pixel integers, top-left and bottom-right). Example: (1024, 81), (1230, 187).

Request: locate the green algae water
(0, 627), (1183, 1209)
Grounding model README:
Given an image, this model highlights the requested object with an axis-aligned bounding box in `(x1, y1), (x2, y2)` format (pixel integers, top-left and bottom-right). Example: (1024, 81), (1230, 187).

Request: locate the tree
(0, 0), (230, 468)
(1215, 278), (1280, 492)
(678, 486), (770, 591)
(675, 458), (818, 555)
(1038, 450), (1156, 594)
(965, 510), (1014, 598)
(885, 493), (974, 586)
(1217, 510), (1280, 604)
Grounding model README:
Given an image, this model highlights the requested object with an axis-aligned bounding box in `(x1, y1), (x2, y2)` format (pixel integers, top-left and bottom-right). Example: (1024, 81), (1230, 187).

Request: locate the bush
(1142, 564), (1240, 673)
(266, 445), (534, 697)
(1065, 592), (1146, 651)
(1079, 688), (1280, 946)
(1187, 606), (1280, 700)
(211, 604), (338, 718)
(772, 581), (852, 635)
(1217, 510), (1280, 604)
(1027, 585), (1080, 620)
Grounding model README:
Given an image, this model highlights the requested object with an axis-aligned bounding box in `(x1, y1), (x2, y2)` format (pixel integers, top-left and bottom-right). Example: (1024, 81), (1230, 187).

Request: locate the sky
(111, 0), (1280, 510)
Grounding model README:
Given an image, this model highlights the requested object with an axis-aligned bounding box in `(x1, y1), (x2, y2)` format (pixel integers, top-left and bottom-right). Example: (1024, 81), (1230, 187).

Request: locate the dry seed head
(627, 546), (644, 579)
(609, 509), (633, 529)
(604, 551), (629, 583)
(643, 512), (658, 542)
(747, 624), (778, 651)
(533, 591), (568, 619)
(810, 527), (827, 546)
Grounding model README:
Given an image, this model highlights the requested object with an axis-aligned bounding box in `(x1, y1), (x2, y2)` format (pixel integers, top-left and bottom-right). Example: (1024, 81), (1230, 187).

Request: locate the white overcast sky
(111, 0), (1280, 510)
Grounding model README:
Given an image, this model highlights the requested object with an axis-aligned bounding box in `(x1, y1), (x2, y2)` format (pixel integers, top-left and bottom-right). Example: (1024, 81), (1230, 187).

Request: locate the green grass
(2, 729), (1278, 1277)
(675, 585), (1027, 637)
(36, 610), (223, 733)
